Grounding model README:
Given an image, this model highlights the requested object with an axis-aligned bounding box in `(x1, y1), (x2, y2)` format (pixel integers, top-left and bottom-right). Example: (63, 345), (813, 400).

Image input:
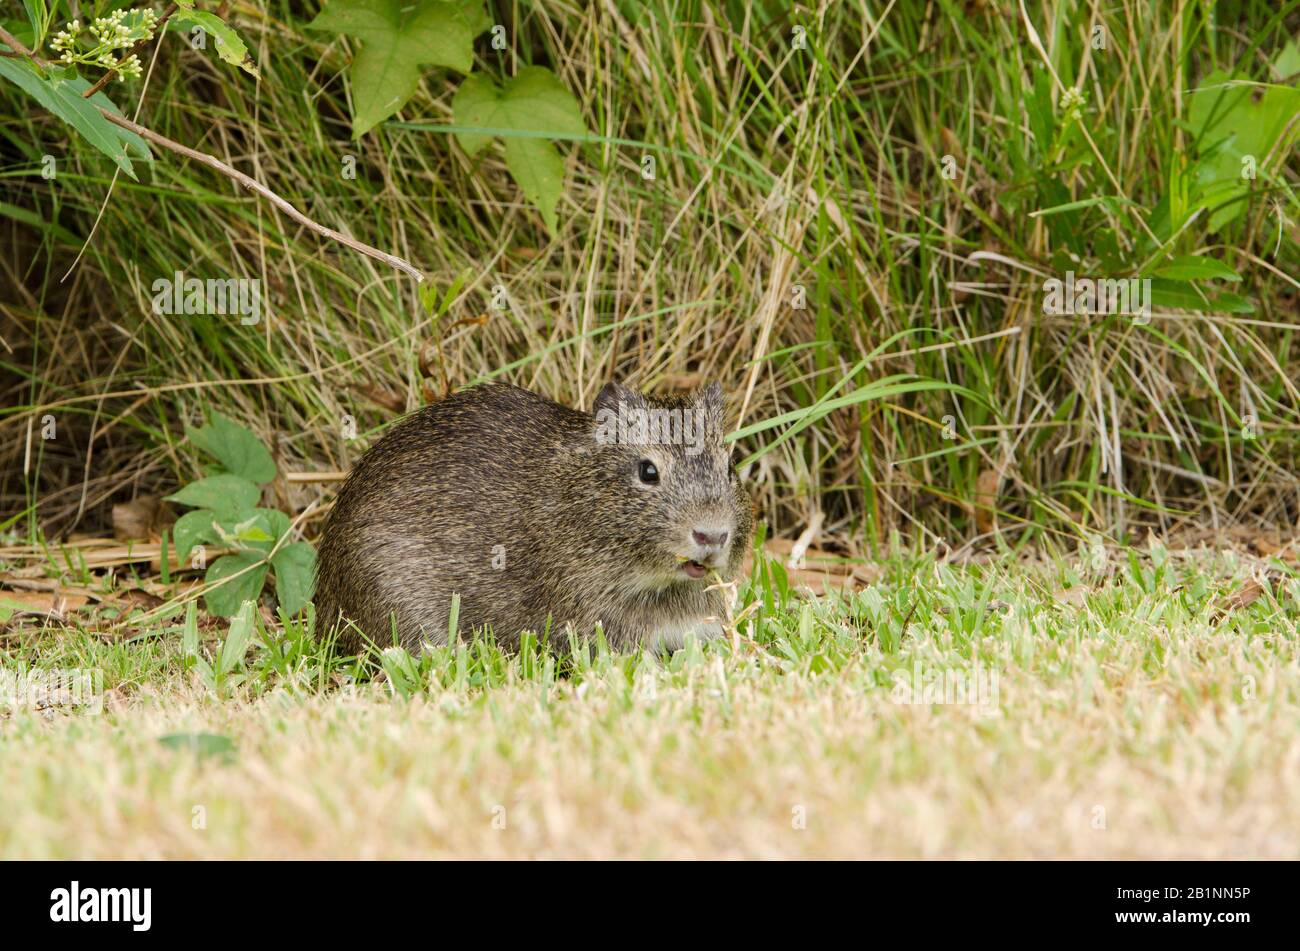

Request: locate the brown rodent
(314, 380), (752, 654)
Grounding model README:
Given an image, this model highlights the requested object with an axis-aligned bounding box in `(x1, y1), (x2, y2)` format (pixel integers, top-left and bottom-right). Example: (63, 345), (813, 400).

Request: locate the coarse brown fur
(314, 381), (752, 654)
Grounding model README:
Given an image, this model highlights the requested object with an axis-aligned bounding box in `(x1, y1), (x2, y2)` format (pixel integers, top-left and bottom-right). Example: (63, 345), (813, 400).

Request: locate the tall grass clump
(2, 1), (1298, 555)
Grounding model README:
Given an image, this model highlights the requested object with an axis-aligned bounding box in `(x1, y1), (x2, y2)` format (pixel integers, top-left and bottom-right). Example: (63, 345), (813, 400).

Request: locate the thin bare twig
(0, 23), (424, 282)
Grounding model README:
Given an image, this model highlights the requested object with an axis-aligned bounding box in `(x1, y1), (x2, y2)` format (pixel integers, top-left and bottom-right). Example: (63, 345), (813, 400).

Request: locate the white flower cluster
(1060, 87), (1087, 123)
(48, 7), (158, 80)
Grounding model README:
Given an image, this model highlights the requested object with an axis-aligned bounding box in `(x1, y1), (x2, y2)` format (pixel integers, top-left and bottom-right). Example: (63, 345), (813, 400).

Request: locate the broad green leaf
(165, 473), (261, 515)
(503, 137), (569, 236)
(203, 551), (268, 617)
(271, 542), (317, 616)
(172, 508), (219, 560)
(0, 58), (151, 178)
(186, 412), (276, 483)
(1187, 47), (1300, 231)
(308, 0), (488, 138)
(452, 67), (588, 232)
(172, 10), (259, 77)
(1151, 255), (1241, 282)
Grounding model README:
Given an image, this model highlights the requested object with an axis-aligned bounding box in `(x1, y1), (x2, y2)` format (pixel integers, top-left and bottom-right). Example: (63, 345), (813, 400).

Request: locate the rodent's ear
(594, 381), (645, 415)
(694, 381), (725, 436)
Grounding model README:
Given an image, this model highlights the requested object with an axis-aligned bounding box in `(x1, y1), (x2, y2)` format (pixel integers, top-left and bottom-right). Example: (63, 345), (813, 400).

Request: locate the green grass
(3, 546), (1299, 858)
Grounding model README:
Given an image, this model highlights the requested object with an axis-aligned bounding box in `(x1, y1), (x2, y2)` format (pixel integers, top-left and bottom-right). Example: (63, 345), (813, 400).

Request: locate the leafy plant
(451, 66), (588, 234)
(307, 0), (488, 137)
(165, 413), (315, 618)
(309, 0), (588, 233)
(0, 2), (255, 179)
(179, 598), (254, 698)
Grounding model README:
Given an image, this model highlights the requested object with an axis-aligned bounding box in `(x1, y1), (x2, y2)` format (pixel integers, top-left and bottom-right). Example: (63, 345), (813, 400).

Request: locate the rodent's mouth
(680, 559), (709, 579)
(674, 555), (719, 580)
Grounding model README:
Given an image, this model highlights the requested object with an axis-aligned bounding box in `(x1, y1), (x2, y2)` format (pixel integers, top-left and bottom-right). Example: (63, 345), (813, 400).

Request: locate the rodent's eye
(637, 459), (660, 485)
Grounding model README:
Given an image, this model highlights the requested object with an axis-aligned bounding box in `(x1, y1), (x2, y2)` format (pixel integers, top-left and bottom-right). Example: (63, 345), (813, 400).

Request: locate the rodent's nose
(692, 528), (729, 548)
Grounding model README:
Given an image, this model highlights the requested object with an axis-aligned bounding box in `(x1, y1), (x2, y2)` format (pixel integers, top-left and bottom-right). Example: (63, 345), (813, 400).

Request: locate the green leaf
(1151, 255), (1241, 282)
(380, 646), (419, 698)
(165, 474), (261, 515)
(308, 0), (488, 138)
(504, 136), (569, 235)
(172, 509), (219, 560)
(171, 10), (259, 77)
(186, 412), (276, 483)
(203, 551), (268, 617)
(1148, 278), (1253, 314)
(1187, 49), (1300, 231)
(158, 732), (236, 760)
(0, 58), (151, 179)
(271, 542), (317, 616)
(181, 600), (200, 659)
(212, 508), (290, 553)
(451, 67), (587, 232)
(218, 599), (258, 675)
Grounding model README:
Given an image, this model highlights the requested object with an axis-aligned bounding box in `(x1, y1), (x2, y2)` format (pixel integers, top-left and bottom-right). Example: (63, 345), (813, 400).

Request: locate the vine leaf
(452, 66), (587, 233)
(308, 0), (489, 138)
(172, 8), (260, 78)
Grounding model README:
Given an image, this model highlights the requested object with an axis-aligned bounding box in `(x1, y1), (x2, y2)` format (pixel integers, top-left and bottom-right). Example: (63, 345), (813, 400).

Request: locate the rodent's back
(314, 383), (589, 651)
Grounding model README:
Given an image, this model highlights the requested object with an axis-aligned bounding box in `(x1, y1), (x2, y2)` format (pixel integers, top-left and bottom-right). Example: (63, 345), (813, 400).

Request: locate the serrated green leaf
(308, 0), (486, 138)
(165, 474), (261, 514)
(203, 551), (268, 617)
(0, 58), (151, 178)
(271, 542), (317, 616)
(451, 66), (587, 233)
(172, 10), (259, 77)
(186, 412), (276, 483)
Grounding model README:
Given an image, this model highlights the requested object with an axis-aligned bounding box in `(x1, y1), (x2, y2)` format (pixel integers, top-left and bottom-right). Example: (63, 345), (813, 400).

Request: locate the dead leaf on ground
(1250, 538), (1299, 563)
(103, 588), (166, 612)
(1052, 586), (1091, 609)
(745, 539), (880, 594)
(1212, 578), (1269, 621)
(0, 589), (90, 622)
(112, 496), (172, 542)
